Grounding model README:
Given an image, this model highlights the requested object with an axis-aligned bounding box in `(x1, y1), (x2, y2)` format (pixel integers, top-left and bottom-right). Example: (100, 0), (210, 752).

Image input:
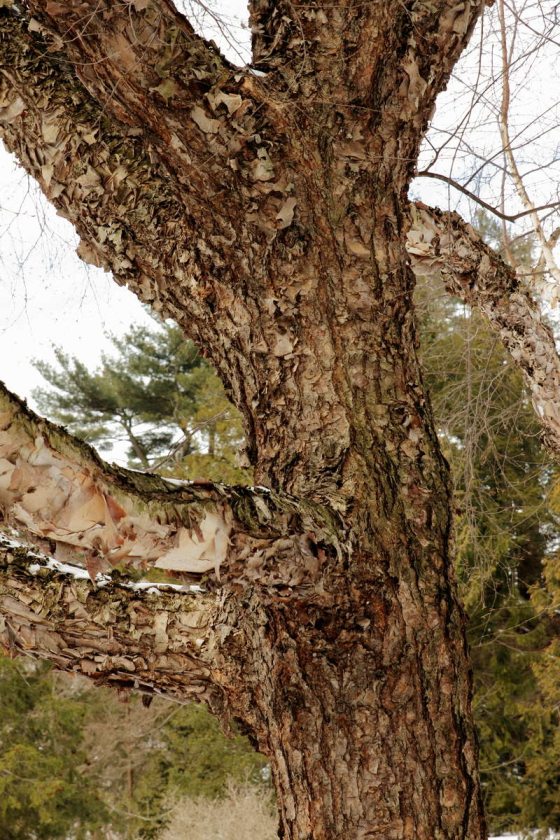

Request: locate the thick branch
(0, 381), (338, 591)
(0, 534), (221, 702)
(23, 0), (274, 190)
(0, 7), (355, 496)
(0, 5), (290, 310)
(408, 202), (560, 454)
(249, 1), (485, 175)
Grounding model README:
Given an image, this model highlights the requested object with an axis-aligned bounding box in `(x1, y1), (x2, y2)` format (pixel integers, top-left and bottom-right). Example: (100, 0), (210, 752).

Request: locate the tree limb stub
(0, 533), (223, 703)
(0, 381), (340, 593)
(408, 202), (560, 454)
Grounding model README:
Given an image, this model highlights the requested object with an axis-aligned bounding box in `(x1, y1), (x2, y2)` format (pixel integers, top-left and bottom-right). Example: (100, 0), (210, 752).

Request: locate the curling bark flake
(4, 0), (558, 837)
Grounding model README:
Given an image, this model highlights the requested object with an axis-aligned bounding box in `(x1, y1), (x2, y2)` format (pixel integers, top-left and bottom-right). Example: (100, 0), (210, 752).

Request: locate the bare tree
(2, 2), (560, 837)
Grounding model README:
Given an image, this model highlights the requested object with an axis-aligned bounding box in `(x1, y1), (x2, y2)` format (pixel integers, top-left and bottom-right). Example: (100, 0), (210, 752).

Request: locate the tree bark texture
(6, 1), (555, 837)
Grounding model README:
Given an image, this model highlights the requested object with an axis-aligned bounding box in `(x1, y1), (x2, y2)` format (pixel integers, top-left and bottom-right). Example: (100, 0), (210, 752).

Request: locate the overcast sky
(1, 0), (558, 411)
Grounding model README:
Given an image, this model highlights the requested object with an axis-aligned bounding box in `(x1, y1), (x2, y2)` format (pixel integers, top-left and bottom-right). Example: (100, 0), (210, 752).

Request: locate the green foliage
(419, 286), (550, 607)
(0, 658), (109, 839)
(153, 702), (267, 799)
(75, 688), (268, 838)
(33, 318), (249, 482)
(417, 211), (560, 835)
(0, 660), (269, 840)
(133, 703), (269, 838)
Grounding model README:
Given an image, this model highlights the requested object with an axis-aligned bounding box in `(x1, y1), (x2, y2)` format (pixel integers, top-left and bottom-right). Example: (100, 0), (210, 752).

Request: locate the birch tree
(2, 2), (560, 837)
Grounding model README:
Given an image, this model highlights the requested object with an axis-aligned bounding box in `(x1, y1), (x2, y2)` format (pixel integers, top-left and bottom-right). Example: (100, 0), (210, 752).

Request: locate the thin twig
(416, 170), (560, 223)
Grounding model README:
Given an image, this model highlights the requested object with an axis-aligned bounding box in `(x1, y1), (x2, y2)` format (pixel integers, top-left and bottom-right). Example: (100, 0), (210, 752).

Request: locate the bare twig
(416, 170), (560, 223)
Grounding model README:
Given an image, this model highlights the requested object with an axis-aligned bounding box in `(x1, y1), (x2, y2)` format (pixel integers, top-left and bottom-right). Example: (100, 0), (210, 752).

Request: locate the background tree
(0, 657), (110, 839)
(0, 653), (268, 840)
(33, 320), (248, 482)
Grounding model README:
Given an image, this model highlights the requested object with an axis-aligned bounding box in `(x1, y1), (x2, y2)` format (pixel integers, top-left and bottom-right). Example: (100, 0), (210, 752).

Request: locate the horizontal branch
(0, 533), (221, 702)
(0, 381), (339, 591)
(408, 202), (560, 454)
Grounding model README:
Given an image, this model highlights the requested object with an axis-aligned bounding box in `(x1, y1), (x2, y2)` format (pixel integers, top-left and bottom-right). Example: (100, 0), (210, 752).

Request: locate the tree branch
(2, 6), (349, 492)
(23, 0), (272, 187)
(0, 533), (221, 702)
(0, 381), (338, 592)
(407, 202), (560, 454)
(416, 170), (560, 223)
(0, 4), (287, 298)
(250, 1), (485, 90)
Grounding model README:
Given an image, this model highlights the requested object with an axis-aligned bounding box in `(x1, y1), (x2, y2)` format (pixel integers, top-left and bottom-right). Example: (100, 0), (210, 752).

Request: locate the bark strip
(408, 202), (560, 454)
(0, 381), (338, 590)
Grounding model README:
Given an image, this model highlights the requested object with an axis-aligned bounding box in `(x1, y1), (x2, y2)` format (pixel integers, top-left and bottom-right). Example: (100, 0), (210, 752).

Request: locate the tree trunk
(217, 572), (483, 839)
(5, 1), (558, 837)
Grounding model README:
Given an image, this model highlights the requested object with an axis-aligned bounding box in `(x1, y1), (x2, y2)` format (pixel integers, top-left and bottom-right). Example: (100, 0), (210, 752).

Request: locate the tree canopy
(33, 320), (248, 482)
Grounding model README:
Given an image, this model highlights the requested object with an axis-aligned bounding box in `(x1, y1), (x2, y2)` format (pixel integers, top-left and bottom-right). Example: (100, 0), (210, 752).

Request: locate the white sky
(0, 0), (559, 408)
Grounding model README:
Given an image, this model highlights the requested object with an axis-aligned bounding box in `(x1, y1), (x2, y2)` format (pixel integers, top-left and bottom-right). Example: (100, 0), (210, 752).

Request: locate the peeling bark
(0, 2), (506, 837)
(0, 377), (487, 836)
(408, 203), (560, 454)
(0, 381), (338, 591)
(0, 534), (222, 704)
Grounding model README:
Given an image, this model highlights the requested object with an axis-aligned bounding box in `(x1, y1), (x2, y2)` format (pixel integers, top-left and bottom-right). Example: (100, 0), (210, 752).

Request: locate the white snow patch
(1, 535), (203, 593)
(491, 834), (560, 839)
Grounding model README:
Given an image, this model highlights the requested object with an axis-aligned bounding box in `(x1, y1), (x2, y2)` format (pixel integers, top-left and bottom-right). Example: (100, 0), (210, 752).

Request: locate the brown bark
(408, 203), (560, 455)
(0, 2), (522, 838)
(0, 534), (222, 705)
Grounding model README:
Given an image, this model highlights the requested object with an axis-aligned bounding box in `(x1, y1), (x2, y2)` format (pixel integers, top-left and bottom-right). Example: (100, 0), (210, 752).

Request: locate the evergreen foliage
(0, 659), (268, 839)
(33, 319), (248, 483)
(131, 703), (269, 839)
(74, 686), (268, 839)
(0, 658), (109, 839)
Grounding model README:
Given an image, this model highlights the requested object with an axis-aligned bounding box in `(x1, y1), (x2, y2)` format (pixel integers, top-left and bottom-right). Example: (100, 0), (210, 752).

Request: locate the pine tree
(0, 658), (110, 839)
(33, 320), (248, 482)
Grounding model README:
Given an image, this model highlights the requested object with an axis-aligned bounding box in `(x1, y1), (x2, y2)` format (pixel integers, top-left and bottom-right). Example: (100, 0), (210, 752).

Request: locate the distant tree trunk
(4, 1), (560, 838)
(121, 417), (151, 469)
(208, 424), (216, 459)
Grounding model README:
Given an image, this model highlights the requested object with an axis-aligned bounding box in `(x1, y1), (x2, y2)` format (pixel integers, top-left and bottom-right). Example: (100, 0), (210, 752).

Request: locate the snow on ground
(491, 834), (560, 839)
